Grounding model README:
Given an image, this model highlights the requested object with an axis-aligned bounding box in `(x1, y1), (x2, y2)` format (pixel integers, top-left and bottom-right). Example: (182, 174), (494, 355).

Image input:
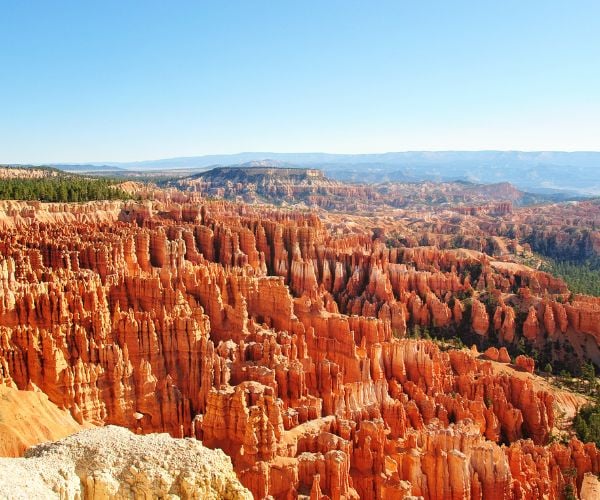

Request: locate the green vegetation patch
(0, 177), (133, 202)
(541, 257), (600, 297)
(574, 401), (600, 448)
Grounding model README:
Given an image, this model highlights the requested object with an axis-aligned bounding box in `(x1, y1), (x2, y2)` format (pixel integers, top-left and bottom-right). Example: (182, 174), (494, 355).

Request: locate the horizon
(11, 149), (600, 167)
(2, 1), (599, 163)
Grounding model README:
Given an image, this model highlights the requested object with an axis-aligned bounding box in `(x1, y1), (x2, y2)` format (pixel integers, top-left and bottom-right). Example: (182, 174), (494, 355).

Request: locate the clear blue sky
(1, 1), (599, 163)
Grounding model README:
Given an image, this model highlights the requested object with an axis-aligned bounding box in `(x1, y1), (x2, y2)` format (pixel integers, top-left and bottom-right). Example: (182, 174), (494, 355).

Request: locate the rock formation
(0, 426), (251, 499)
(0, 197), (598, 499)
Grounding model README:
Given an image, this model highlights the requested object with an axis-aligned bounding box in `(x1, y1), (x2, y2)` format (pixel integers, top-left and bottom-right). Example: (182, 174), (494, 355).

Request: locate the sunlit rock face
(0, 197), (598, 499)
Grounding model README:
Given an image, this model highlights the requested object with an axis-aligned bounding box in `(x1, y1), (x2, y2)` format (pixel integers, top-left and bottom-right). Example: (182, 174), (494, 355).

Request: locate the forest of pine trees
(0, 177), (133, 202)
(541, 257), (600, 297)
(574, 402), (600, 449)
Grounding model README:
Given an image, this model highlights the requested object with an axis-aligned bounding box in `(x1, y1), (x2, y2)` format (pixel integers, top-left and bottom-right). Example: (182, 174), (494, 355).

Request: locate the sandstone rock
(0, 198), (598, 499)
(581, 472), (600, 500)
(471, 299), (490, 336)
(0, 385), (84, 457)
(484, 347), (499, 361)
(515, 355), (535, 374)
(498, 347), (511, 363)
(523, 306), (540, 340)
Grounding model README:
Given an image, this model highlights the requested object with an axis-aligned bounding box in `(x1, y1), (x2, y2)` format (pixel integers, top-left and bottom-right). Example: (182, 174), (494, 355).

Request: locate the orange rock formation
(0, 198), (598, 499)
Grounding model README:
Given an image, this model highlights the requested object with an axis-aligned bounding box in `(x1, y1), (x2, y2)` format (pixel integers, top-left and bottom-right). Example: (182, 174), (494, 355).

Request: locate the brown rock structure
(0, 197), (599, 499)
(515, 355), (536, 374)
(498, 347), (512, 363)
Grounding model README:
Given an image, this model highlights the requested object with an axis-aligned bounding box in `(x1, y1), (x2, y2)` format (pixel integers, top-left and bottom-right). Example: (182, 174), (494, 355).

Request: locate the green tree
(573, 401), (600, 448)
(0, 175), (133, 202)
(411, 324), (421, 339)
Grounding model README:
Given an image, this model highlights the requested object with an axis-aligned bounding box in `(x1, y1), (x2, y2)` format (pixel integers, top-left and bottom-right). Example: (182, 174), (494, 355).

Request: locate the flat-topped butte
(195, 166), (325, 181)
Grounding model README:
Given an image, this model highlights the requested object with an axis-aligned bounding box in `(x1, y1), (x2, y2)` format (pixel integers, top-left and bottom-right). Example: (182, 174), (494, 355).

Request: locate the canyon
(0, 173), (599, 499)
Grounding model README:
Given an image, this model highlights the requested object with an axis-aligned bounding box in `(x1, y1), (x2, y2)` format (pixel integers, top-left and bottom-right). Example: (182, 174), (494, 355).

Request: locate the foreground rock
(0, 425), (251, 499)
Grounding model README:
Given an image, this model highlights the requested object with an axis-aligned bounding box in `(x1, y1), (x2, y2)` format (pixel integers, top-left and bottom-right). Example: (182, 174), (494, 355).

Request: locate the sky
(1, 1), (599, 164)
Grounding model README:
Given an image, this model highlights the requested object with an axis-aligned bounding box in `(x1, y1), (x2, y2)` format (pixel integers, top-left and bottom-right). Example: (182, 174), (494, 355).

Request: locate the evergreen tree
(0, 175), (133, 202)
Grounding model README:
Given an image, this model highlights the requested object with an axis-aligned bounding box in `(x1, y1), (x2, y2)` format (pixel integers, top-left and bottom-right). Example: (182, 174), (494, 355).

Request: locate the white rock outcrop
(0, 425), (252, 499)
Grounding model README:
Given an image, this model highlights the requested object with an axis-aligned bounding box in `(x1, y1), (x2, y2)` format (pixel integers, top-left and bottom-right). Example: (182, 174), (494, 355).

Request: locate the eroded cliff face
(0, 199), (598, 499)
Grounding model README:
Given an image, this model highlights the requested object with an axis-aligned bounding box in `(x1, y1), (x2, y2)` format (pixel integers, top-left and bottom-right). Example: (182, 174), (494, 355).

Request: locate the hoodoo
(0, 192), (599, 499)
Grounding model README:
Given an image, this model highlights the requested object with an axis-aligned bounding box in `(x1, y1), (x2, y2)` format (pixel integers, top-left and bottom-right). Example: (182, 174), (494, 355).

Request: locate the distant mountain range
(51, 151), (600, 196)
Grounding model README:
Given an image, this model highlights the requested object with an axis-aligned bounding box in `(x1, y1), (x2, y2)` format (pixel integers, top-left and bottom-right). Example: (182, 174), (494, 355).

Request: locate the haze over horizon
(2, 0), (599, 164)
(47, 151), (600, 197)
(38, 149), (600, 167)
